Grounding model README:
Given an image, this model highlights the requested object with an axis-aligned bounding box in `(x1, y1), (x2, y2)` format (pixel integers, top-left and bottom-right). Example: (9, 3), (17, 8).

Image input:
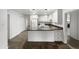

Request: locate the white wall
(8, 10), (26, 39)
(0, 9), (8, 49)
(24, 15), (29, 30)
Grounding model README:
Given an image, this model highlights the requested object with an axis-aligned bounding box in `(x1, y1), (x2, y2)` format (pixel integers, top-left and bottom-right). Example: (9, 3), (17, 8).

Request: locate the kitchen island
(27, 24), (63, 42)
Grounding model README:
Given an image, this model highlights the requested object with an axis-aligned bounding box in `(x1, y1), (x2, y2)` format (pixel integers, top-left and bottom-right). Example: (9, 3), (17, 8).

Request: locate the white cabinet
(54, 30), (64, 41)
(28, 30), (63, 42)
(52, 9), (62, 24)
(28, 31), (55, 42)
(39, 15), (48, 22)
(30, 15), (38, 30)
(52, 10), (58, 23)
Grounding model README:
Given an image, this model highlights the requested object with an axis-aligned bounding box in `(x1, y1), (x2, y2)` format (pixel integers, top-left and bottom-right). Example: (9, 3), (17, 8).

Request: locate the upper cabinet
(52, 9), (62, 25)
(30, 15), (38, 30)
(39, 15), (48, 22)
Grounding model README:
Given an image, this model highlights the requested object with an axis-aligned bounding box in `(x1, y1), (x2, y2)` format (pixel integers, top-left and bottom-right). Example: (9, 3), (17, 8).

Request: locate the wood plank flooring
(23, 41), (70, 49)
(67, 36), (79, 49)
(8, 30), (28, 49)
(8, 30), (70, 49)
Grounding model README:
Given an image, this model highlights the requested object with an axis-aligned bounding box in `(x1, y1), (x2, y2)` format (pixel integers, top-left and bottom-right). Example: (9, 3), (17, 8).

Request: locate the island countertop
(28, 24), (63, 42)
(27, 24), (63, 31)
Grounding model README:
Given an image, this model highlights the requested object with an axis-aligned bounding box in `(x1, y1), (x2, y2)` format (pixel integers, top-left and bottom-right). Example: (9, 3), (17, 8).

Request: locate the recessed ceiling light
(45, 9), (47, 10)
(32, 9), (35, 10)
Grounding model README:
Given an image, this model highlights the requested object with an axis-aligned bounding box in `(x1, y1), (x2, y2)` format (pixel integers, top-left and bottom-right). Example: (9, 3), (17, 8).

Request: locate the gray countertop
(27, 24), (63, 31)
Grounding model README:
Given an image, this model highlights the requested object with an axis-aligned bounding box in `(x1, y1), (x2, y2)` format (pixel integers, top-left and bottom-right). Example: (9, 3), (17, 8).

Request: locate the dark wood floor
(68, 36), (79, 49)
(23, 41), (70, 49)
(8, 31), (70, 49)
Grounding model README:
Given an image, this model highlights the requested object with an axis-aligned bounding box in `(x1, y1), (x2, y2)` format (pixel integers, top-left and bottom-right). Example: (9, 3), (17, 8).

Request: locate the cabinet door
(52, 10), (58, 23)
(54, 30), (63, 41)
(70, 11), (78, 39)
(52, 9), (62, 24)
(58, 9), (62, 24)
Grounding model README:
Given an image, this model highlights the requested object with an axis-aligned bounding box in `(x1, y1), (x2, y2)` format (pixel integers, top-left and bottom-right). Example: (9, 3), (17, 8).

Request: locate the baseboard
(9, 30), (26, 40)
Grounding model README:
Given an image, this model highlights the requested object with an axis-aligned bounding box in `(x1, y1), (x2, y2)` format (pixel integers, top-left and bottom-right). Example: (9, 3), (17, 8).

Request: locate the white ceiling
(10, 9), (56, 15)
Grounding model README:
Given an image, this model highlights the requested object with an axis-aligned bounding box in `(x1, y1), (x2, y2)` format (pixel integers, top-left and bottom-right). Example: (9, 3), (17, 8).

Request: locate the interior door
(70, 11), (78, 40)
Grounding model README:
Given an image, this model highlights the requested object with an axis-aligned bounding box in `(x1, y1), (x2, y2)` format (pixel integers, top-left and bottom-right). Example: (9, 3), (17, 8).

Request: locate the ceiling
(10, 9), (56, 15)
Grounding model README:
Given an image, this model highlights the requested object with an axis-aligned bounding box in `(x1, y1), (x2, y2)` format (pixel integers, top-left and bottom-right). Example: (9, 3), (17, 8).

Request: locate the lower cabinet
(28, 30), (63, 42)
(54, 30), (64, 41)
